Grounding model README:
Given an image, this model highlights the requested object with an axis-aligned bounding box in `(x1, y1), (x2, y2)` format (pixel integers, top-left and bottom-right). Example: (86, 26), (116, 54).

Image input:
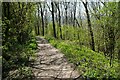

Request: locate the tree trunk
(40, 3), (44, 36)
(108, 26), (115, 66)
(51, 2), (57, 38)
(37, 4), (40, 35)
(55, 2), (62, 39)
(58, 5), (62, 39)
(45, 9), (48, 35)
(73, 2), (76, 27)
(82, 2), (95, 51)
(34, 10), (38, 35)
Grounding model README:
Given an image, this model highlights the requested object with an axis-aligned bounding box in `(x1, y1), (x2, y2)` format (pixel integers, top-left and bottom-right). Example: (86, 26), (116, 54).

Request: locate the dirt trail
(32, 36), (81, 80)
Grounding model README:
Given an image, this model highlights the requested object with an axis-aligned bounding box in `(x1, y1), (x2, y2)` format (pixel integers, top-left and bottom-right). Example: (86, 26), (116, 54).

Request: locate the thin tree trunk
(37, 4), (40, 35)
(51, 2), (57, 38)
(65, 6), (67, 25)
(34, 10), (37, 35)
(45, 9), (48, 35)
(82, 2), (95, 51)
(55, 2), (62, 39)
(58, 5), (62, 39)
(40, 3), (44, 36)
(109, 26), (115, 66)
(73, 2), (76, 27)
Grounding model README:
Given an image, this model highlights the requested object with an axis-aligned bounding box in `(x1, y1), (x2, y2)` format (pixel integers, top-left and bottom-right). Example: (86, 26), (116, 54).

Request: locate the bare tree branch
(46, 2), (52, 12)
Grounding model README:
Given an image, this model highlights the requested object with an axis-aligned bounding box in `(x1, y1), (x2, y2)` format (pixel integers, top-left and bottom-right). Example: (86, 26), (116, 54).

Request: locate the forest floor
(31, 36), (81, 80)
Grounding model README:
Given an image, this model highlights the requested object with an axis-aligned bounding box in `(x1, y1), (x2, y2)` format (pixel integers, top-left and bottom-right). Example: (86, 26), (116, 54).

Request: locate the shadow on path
(31, 36), (82, 80)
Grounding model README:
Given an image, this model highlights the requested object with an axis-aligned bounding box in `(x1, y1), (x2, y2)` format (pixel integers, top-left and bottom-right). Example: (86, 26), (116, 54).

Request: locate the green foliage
(2, 37), (37, 79)
(47, 38), (120, 79)
(28, 39), (37, 49)
(2, 3), (37, 79)
(6, 66), (33, 80)
(29, 43), (37, 49)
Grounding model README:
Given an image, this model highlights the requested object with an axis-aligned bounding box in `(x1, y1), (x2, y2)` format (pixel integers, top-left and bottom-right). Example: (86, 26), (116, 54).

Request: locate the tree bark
(64, 2), (68, 25)
(51, 1), (57, 38)
(34, 9), (38, 35)
(82, 2), (95, 51)
(55, 2), (62, 39)
(44, 9), (48, 34)
(73, 2), (76, 27)
(40, 3), (44, 36)
(37, 4), (40, 35)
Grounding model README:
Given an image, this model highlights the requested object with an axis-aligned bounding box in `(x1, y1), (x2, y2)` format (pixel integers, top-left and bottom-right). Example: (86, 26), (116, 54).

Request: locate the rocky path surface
(32, 36), (81, 80)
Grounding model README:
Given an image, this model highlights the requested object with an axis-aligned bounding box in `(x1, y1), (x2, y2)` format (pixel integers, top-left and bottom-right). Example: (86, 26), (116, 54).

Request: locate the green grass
(46, 37), (120, 79)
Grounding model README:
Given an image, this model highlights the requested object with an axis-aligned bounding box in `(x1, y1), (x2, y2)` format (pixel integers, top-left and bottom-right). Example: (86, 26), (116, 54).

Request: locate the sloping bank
(45, 37), (120, 79)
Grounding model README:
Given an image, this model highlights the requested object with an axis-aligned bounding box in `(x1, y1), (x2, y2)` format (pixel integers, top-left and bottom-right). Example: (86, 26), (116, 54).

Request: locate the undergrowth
(2, 37), (37, 79)
(46, 37), (120, 79)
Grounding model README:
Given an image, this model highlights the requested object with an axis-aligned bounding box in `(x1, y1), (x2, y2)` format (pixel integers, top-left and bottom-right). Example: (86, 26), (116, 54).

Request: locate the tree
(51, 1), (57, 38)
(2, 2), (35, 78)
(40, 2), (45, 36)
(37, 3), (40, 35)
(55, 2), (62, 39)
(73, 1), (77, 27)
(63, 2), (69, 25)
(82, 1), (95, 51)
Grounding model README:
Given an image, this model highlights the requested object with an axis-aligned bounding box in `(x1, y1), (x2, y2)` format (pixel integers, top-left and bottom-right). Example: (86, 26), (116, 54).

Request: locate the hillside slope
(46, 37), (119, 79)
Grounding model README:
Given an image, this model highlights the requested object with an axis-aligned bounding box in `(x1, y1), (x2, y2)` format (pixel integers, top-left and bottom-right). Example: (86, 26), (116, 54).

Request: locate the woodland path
(32, 36), (81, 80)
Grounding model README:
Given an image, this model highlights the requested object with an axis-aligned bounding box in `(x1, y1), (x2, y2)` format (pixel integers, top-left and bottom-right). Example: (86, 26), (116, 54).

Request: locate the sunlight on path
(32, 36), (81, 79)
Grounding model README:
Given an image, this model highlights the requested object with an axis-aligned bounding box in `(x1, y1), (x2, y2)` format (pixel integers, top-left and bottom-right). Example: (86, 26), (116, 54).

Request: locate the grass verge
(46, 37), (120, 79)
